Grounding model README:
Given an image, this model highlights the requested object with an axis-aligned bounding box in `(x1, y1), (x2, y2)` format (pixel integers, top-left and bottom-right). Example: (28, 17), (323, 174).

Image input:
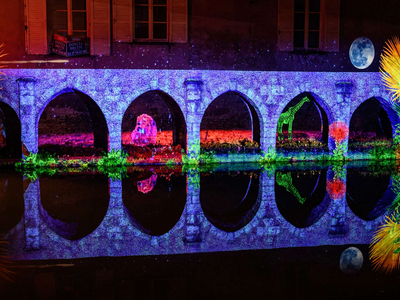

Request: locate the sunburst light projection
(380, 36), (400, 103)
(370, 211), (400, 274)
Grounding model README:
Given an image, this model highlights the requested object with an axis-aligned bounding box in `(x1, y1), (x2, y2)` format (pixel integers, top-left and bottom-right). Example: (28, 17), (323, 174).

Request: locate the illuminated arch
(38, 88), (109, 152)
(275, 92), (332, 145)
(122, 90), (187, 149)
(349, 97), (399, 140)
(200, 91), (262, 145)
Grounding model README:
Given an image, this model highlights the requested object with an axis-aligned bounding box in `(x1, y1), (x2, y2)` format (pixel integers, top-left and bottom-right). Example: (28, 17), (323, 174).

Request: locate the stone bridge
(0, 69), (398, 157)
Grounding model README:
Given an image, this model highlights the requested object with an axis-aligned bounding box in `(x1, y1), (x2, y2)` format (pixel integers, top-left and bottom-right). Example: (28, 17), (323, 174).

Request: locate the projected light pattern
(0, 69), (398, 160)
(277, 96), (310, 141)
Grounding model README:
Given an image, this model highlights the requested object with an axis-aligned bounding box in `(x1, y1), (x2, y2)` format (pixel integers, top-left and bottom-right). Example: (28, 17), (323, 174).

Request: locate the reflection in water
(346, 169), (393, 221)
(1, 161), (400, 299)
(200, 171), (260, 232)
(0, 172), (22, 282)
(2, 164), (399, 264)
(327, 178), (346, 200)
(275, 169), (328, 228)
(40, 175), (109, 240)
(0, 239), (13, 281)
(137, 174), (157, 193)
(0, 171), (24, 234)
(276, 172), (306, 204)
(123, 172), (186, 236)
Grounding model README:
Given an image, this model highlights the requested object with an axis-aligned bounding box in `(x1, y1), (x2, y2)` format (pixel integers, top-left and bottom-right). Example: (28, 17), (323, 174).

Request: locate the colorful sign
(52, 34), (89, 57)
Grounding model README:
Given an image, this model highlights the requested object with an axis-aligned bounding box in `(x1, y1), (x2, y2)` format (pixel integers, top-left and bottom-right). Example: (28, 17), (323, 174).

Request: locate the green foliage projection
(369, 142), (395, 161)
(181, 138), (200, 165)
(330, 141), (347, 162)
(261, 163), (276, 178)
(277, 96), (310, 141)
(187, 168), (200, 191)
(388, 174), (400, 213)
(332, 162), (345, 180)
(182, 139), (218, 165)
(15, 152), (57, 169)
(97, 149), (128, 167)
(259, 146), (290, 163)
(96, 149), (128, 181)
(98, 166), (128, 182)
(259, 146), (277, 163)
(276, 171), (306, 204)
(394, 124), (400, 146)
(20, 168), (58, 182)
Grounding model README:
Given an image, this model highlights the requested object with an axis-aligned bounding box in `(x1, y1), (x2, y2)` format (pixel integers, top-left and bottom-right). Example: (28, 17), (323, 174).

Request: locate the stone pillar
(184, 168), (202, 251)
(265, 75), (285, 152)
(17, 77), (38, 154)
(184, 80), (203, 160)
(106, 87), (122, 152)
(24, 179), (41, 251)
(327, 167), (347, 237)
(103, 179), (124, 241)
(108, 115), (122, 152)
(332, 81), (353, 153)
(256, 170), (281, 241)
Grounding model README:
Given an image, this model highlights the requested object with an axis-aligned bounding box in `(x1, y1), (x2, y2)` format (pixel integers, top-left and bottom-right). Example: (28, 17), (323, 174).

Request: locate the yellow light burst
(380, 36), (400, 103)
(370, 212), (400, 274)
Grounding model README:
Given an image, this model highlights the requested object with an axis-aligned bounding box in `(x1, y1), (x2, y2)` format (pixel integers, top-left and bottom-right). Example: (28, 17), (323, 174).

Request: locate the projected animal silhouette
(276, 172), (306, 204)
(277, 96), (310, 141)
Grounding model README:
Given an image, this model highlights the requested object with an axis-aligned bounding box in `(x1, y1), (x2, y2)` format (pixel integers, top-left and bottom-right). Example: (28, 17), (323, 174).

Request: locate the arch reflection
(123, 172), (186, 236)
(275, 169), (329, 228)
(0, 171), (24, 233)
(39, 174), (109, 240)
(346, 169), (393, 221)
(200, 171), (260, 232)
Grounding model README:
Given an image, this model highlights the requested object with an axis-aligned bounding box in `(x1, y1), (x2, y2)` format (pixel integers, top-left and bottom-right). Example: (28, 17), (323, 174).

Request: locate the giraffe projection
(277, 96), (310, 141)
(276, 172), (306, 205)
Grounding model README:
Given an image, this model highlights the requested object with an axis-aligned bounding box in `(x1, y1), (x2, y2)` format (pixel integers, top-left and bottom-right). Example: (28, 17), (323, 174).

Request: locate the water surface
(1, 162), (398, 298)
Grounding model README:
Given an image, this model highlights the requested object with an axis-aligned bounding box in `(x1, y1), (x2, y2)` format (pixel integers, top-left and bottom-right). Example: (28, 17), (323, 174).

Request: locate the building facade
(0, 0), (399, 156)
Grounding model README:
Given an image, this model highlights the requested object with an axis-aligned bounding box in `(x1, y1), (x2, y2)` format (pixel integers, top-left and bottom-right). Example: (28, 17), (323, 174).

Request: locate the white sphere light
(340, 247), (364, 274)
(349, 37), (375, 69)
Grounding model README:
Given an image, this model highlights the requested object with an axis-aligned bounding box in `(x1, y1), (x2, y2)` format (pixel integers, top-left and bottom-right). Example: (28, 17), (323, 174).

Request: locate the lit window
(134, 0), (168, 41)
(294, 0), (320, 49)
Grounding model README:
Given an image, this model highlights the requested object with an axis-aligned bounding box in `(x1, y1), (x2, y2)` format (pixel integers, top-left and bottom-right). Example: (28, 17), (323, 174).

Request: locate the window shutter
(90, 0), (111, 55)
(24, 0), (47, 55)
(277, 0), (294, 51)
(323, 0), (340, 52)
(113, 0), (132, 42)
(170, 0), (188, 43)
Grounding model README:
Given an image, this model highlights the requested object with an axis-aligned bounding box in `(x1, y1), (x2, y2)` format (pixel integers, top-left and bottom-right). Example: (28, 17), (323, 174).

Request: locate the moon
(340, 247), (364, 274)
(349, 37), (375, 69)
